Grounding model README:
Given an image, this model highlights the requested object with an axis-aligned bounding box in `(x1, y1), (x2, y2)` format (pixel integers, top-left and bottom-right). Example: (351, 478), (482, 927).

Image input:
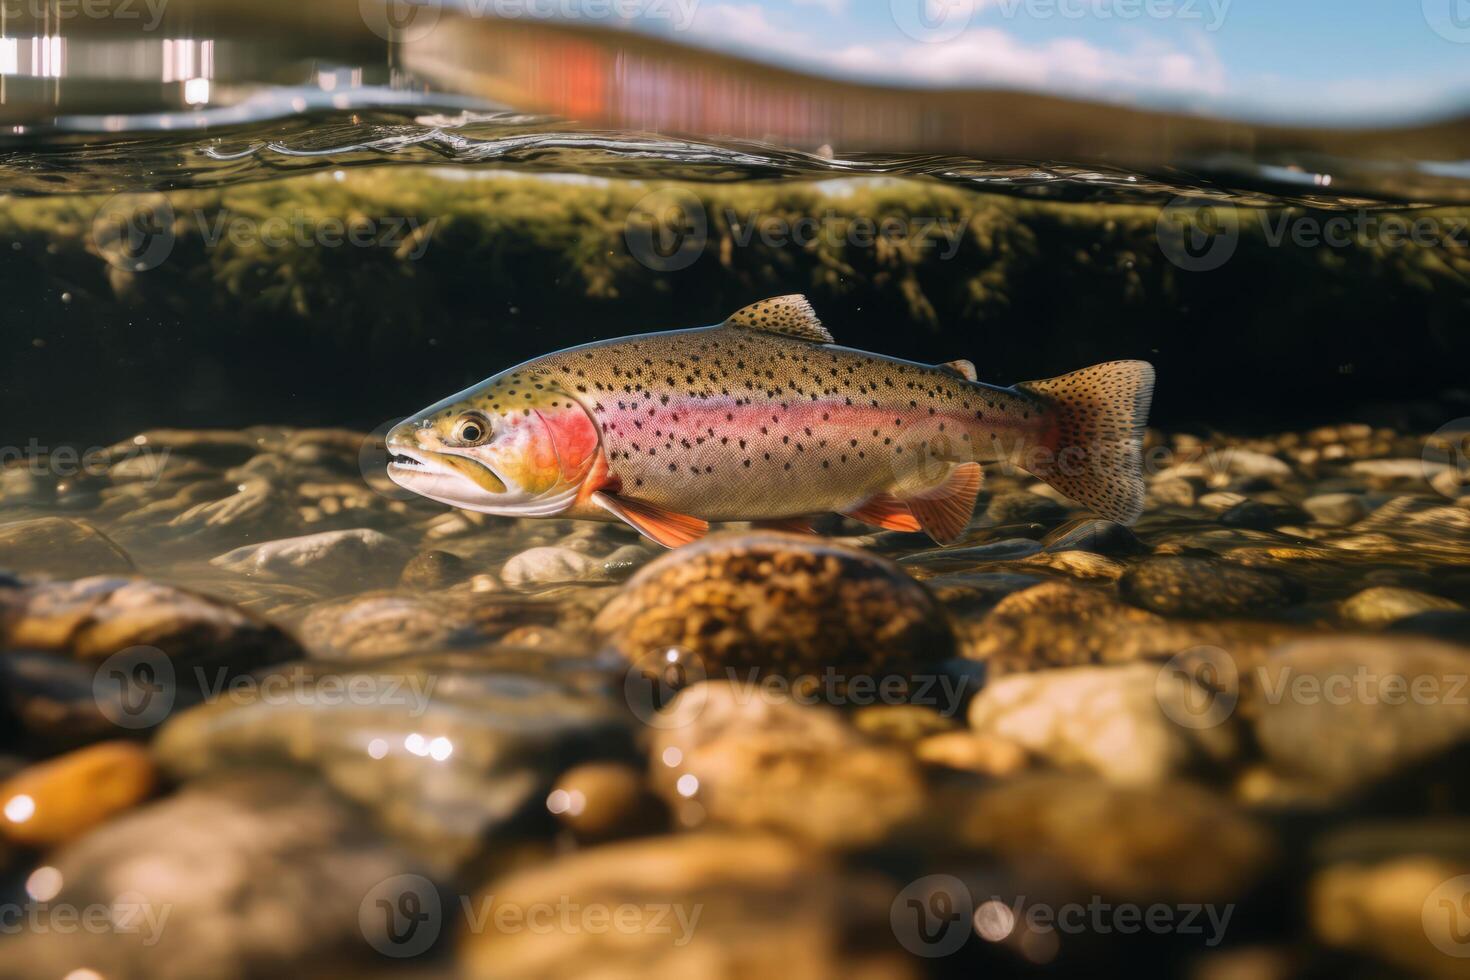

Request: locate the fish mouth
(387, 445), (508, 494)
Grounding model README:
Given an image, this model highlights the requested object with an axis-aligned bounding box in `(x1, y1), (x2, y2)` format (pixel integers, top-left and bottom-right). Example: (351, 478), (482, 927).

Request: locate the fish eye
(452, 412), (491, 446)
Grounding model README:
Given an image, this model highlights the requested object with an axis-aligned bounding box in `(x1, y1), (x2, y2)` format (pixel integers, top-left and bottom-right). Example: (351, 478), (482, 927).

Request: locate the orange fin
(903, 462), (984, 544)
(593, 492), (708, 549)
(939, 359), (978, 382)
(841, 493), (921, 533)
(754, 517), (818, 535)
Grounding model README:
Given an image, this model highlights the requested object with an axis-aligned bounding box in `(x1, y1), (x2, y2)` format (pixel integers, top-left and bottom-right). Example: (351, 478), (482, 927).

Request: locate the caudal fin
(1014, 360), (1156, 525)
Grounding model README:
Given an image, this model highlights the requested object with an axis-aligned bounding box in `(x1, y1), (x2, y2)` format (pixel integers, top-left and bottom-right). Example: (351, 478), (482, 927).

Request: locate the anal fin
(841, 493), (921, 533)
(903, 462), (984, 544)
(593, 492), (708, 549)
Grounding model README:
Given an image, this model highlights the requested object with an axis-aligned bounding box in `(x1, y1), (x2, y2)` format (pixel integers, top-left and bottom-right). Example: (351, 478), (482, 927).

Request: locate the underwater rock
(594, 532), (954, 683)
(0, 575), (301, 745)
(1218, 500), (1308, 530)
(105, 429), (259, 468)
(957, 581), (1205, 674)
(647, 681), (927, 850)
(298, 592), (563, 660)
(501, 546), (616, 588)
(1197, 491), (1249, 512)
(850, 703), (958, 743)
(0, 465), (55, 506)
(0, 771), (427, 980)
(1309, 821), (1470, 979)
(1253, 636), (1470, 790)
(106, 452), (220, 486)
(1147, 477), (1198, 508)
(1017, 548), (1126, 581)
(0, 517), (135, 578)
(0, 740), (156, 847)
(1349, 458), (1442, 486)
(985, 490), (1069, 524)
(398, 549), (469, 590)
(459, 832), (911, 980)
(1040, 518), (1146, 556)
(914, 731), (1031, 777)
(152, 661), (633, 873)
(1338, 586), (1464, 628)
(547, 761), (663, 841)
(1119, 556), (1303, 617)
(1222, 449), (1292, 480)
(166, 479), (285, 538)
(1302, 492), (1369, 526)
(968, 663), (1240, 784)
(210, 527), (414, 592)
(935, 774), (1274, 903)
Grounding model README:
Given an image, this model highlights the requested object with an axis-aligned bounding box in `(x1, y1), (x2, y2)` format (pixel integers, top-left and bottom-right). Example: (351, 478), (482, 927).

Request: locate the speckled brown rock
(593, 532), (954, 682)
(1119, 556), (1303, 617)
(958, 580), (1268, 675)
(648, 681), (927, 849)
(398, 549), (470, 590)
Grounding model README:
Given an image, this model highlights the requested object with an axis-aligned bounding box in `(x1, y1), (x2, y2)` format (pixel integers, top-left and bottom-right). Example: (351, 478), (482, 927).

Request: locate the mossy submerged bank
(2, 170), (1468, 444)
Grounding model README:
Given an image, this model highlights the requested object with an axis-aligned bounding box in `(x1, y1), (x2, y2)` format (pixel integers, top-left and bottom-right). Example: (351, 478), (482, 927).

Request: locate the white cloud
(686, 3), (1227, 102)
(792, 0), (848, 15)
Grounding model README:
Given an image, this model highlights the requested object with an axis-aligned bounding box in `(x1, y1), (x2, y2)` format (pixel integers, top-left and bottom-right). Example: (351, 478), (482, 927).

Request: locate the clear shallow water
(2, 6), (1470, 980)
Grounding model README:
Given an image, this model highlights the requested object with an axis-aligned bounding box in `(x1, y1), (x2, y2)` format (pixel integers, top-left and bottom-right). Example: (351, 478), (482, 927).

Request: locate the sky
(614, 0), (1470, 123)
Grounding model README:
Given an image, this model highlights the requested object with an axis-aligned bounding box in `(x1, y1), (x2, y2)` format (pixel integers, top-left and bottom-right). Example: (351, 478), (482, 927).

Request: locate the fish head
(386, 375), (600, 516)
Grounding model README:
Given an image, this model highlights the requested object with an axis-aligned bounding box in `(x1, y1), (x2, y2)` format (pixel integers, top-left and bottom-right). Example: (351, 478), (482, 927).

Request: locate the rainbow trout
(386, 295), (1155, 547)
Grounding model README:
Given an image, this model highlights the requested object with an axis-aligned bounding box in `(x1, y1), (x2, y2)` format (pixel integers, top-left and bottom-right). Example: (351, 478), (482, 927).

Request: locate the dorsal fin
(723, 295), (832, 343)
(939, 359), (977, 382)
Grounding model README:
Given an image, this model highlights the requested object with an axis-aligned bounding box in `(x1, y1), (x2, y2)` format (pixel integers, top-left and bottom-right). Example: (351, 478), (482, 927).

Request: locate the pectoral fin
(903, 462), (984, 543)
(593, 492), (708, 549)
(841, 493), (921, 533)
